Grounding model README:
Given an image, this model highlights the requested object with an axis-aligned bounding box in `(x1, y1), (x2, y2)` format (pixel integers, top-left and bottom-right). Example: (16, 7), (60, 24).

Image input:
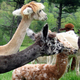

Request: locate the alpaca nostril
(45, 15), (47, 20)
(48, 53), (51, 55)
(59, 49), (62, 53)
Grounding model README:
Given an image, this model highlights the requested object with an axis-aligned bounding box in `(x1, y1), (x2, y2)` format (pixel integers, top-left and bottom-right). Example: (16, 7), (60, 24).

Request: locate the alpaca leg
(71, 57), (76, 71)
(66, 57), (72, 72)
(76, 58), (79, 75)
(51, 55), (56, 65)
(47, 56), (52, 64)
(31, 60), (36, 64)
(31, 59), (39, 64)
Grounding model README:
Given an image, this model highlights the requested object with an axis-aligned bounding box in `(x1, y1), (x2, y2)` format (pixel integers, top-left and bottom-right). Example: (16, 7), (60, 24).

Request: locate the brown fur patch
(59, 23), (74, 31)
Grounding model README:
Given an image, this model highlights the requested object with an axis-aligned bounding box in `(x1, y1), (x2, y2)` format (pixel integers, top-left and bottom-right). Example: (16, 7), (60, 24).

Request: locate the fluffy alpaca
(12, 48), (76, 80)
(0, 1), (47, 55)
(76, 30), (80, 75)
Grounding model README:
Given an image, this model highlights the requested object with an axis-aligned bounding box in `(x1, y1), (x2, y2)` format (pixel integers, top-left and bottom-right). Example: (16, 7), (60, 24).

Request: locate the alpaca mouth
(44, 16), (47, 20)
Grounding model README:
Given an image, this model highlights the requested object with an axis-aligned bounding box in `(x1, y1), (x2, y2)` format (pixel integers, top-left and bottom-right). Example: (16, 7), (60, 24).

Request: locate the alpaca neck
(51, 53), (68, 79)
(0, 18), (33, 55)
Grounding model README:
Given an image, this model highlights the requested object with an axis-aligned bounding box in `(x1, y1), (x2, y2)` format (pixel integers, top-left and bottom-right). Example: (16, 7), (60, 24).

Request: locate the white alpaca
(0, 1), (47, 55)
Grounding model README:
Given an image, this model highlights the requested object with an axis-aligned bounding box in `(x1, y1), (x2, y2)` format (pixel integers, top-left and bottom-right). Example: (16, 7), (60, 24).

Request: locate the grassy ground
(0, 46), (80, 80)
(60, 71), (80, 80)
(0, 70), (80, 80)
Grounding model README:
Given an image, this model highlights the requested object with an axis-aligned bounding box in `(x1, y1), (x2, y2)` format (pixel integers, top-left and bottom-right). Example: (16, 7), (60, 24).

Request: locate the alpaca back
(57, 30), (78, 49)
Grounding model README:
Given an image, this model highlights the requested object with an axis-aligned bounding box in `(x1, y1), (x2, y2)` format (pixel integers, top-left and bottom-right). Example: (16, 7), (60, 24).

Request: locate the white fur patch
(56, 30), (78, 49)
(12, 8), (21, 16)
(43, 73), (47, 78)
(37, 3), (45, 9)
(23, 7), (33, 15)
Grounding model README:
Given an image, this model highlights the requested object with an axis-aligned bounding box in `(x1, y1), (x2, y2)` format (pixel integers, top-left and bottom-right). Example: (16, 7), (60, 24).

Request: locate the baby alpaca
(12, 48), (76, 80)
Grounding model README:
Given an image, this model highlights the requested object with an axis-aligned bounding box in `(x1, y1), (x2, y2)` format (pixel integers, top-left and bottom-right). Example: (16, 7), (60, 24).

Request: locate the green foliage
(48, 0), (80, 13)
(21, 35), (34, 46)
(65, 12), (80, 33)
(0, 0), (80, 46)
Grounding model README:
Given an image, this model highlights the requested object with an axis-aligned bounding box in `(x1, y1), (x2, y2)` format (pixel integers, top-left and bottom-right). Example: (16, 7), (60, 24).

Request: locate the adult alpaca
(0, 1), (47, 55)
(0, 24), (64, 73)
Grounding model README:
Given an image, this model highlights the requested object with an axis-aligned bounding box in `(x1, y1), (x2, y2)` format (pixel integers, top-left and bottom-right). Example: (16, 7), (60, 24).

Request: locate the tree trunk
(57, 3), (62, 33)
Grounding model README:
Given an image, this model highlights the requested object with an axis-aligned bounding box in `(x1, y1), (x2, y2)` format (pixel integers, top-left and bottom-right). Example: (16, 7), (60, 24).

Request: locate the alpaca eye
(39, 10), (42, 13)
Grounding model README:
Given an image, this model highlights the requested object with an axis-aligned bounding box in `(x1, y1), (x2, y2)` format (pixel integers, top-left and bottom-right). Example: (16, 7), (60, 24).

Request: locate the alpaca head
(12, 1), (47, 20)
(26, 23), (64, 55)
(59, 23), (74, 31)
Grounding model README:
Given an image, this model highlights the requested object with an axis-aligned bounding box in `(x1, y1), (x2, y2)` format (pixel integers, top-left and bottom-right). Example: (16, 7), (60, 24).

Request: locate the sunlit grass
(0, 71), (12, 80)
(60, 70), (80, 80)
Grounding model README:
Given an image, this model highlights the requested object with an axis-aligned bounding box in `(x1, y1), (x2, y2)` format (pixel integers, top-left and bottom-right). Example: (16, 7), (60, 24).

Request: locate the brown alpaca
(12, 49), (76, 80)
(0, 1), (47, 55)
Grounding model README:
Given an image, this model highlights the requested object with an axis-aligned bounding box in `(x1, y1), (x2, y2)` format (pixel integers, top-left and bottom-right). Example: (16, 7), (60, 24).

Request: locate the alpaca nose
(48, 53), (51, 55)
(45, 15), (47, 20)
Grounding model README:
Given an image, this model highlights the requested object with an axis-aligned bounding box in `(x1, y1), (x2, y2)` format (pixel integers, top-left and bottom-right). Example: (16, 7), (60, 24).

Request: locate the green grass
(60, 71), (80, 80)
(0, 70), (80, 80)
(0, 46), (80, 80)
(0, 71), (12, 80)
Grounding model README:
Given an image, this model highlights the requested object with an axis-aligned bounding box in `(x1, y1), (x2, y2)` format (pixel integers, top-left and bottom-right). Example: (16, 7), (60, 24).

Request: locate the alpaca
(0, 1), (47, 55)
(0, 24), (64, 73)
(12, 46), (76, 80)
(76, 30), (80, 75)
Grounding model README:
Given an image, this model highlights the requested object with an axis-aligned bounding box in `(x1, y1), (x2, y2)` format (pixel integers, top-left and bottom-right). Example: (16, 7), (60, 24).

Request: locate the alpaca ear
(26, 28), (36, 41)
(12, 8), (21, 16)
(42, 23), (48, 42)
(23, 7), (33, 15)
